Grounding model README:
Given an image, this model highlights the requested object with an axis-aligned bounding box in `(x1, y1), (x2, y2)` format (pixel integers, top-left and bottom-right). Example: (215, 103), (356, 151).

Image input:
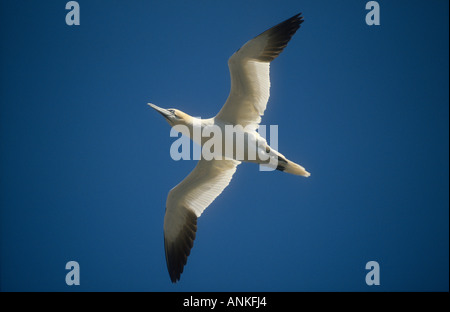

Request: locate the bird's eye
(168, 109), (179, 118)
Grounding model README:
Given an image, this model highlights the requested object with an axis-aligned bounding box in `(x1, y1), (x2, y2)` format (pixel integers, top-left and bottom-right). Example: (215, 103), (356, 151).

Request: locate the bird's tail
(276, 154), (310, 177)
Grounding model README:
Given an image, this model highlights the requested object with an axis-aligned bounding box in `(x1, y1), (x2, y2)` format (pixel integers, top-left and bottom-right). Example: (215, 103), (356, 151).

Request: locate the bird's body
(148, 13), (309, 283)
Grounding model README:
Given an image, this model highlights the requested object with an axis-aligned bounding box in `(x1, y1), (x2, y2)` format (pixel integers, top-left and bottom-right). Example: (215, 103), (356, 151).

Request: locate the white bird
(148, 13), (309, 283)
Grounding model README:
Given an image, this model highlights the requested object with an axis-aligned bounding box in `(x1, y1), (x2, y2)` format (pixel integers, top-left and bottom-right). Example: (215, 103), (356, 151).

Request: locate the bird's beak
(148, 103), (172, 120)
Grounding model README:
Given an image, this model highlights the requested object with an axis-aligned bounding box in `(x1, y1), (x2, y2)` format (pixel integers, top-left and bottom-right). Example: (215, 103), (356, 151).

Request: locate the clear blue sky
(0, 0), (448, 291)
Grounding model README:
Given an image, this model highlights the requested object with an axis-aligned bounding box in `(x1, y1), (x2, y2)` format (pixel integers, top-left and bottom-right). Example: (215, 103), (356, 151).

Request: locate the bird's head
(147, 103), (193, 127)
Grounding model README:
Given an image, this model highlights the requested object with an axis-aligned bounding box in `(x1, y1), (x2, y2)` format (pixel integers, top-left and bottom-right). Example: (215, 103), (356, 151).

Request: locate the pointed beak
(148, 103), (172, 120)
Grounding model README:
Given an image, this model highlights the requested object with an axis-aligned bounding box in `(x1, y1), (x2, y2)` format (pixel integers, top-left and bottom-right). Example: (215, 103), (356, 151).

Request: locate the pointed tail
(276, 155), (310, 177)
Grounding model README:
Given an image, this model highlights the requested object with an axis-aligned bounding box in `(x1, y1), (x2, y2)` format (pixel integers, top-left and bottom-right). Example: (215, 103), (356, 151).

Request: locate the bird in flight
(148, 13), (309, 283)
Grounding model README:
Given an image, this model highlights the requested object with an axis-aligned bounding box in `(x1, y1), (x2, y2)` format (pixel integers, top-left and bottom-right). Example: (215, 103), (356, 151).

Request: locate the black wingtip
(164, 209), (198, 283)
(257, 12), (304, 62)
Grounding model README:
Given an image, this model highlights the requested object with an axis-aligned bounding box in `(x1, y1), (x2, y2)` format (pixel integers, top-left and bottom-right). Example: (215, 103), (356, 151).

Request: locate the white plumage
(148, 13), (308, 283)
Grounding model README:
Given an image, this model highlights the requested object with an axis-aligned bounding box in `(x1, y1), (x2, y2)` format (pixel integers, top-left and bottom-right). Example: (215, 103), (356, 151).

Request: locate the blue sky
(0, 0), (448, 291)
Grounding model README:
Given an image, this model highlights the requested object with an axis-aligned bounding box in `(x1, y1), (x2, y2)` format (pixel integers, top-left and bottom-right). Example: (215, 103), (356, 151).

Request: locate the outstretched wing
(163, 159), (240, 282)
(215, 13), (304, 130)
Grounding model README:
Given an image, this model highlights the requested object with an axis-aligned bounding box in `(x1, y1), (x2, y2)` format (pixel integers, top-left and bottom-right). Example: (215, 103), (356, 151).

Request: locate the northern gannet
(148, 13), (309, 283)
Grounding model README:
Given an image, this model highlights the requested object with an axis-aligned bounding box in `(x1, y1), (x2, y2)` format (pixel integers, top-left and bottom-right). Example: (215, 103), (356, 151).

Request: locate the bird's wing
(215, 13), (304, 130)
(163, 158), (240, 282)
